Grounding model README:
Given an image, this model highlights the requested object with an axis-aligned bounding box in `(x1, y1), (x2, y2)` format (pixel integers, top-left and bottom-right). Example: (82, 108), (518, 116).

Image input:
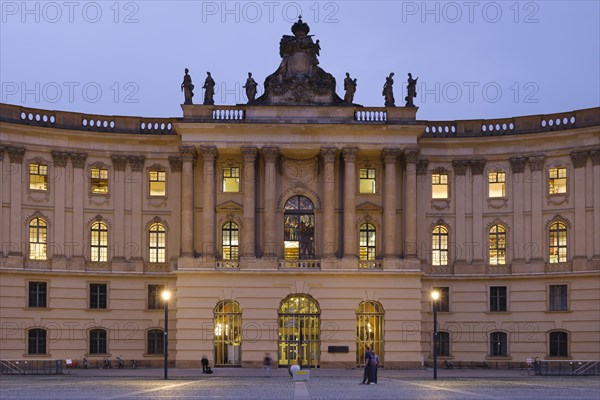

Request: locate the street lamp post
(431, 290), (439, 380)
(162, 290), (171, 380)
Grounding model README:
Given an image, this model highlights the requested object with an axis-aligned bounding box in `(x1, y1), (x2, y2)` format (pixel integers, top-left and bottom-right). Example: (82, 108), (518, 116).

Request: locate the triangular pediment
(356, 201), (383, 212)
(216, 200), (243, 212)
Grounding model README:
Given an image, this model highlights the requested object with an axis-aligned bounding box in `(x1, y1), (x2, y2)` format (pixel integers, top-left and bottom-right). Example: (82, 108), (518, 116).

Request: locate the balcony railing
(278, 260), (321, 269)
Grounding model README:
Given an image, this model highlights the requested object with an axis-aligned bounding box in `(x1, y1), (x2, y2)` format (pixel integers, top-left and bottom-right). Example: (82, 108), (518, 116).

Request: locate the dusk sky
(1, 1), (599, 121)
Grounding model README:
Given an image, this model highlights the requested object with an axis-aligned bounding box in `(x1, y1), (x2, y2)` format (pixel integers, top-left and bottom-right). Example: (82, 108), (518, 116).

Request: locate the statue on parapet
(181, 68), (194, 105)
(343, 72), (357, 103)
(243, 72), (258, 103)
(383, 72), (395, 107)
(203, 72), (215, 105)
(405, 73), (418, 107)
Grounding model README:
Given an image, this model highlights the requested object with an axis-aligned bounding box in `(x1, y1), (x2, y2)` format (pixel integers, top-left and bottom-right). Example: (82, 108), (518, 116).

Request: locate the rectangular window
(222, 167), (240, 192)
(90, 168), (109, 194)
(28, 329), (47, 355)
(431, 173), (448, 199)
(89, 283), (107, 309)
(490, 286), (507, 312)
(433, 287), (449, 312)
(488, 171), (506, 198)
(148, 284), (165, 310)
(147, 330), (164, 355)
(549, 167), (567, 194)
(549, 284), (568, 311)
(28, 282), (47, 308)
(359, 168), (376, 193)
(29, 163), (48, 191)
(149, 171), (166, 196)
(89, 329), (107, 354)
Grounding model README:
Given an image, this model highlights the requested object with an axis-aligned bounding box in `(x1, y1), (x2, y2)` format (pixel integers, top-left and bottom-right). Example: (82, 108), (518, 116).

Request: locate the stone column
(404, 149), (419, 258)
(470, 160), (486, 264)
(7, 147), (24, 258)
(528, 155), (545, 262)
(452, 160), (468, 264)
(591, 150), (600, 259)
(382, 148), (400, 258)
(342, 147), (358, 258)
(241, 146), (258, 259)
(321, 147), (338, 258)
(179, 146), (197, 257)
(51, 150), (69, 262)
(200, 145), (218, 260)
(571, 151), (588, 262)
(128, 155), (145, 263)
(262, 146), (279, 258)
(0, 146), (4, 258)
(71, 152), (88, 263)
(510, 157), (528, 262)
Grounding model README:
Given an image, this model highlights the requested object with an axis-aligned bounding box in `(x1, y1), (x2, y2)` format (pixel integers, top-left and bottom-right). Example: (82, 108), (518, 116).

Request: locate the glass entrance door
(278, 295), (320, 367)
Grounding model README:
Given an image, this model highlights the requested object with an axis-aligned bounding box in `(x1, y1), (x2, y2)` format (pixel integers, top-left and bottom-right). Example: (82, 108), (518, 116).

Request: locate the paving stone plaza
(1, 368), (599, 399)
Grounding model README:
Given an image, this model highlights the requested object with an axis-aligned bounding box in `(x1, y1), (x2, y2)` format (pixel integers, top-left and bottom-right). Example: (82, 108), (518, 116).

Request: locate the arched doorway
(214, 300), (242, 365)
(278, 294), (320, 367)
(356, 300), (384, 366)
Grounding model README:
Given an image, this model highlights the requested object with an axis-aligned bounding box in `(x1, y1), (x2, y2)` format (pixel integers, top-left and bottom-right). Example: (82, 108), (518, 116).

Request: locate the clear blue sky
(1, 1), (599, 121)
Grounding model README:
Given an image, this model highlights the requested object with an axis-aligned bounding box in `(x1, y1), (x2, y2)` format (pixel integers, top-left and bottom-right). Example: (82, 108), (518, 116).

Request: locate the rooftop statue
(405, 73), (418, 107)
(203, 72), (215, 105)
(181, 68), (194, 105)
(255, 16), (343, 105)
(244, 72), (258, 103)
(343, 72), (357, 104)
(383, 72), (395, 107)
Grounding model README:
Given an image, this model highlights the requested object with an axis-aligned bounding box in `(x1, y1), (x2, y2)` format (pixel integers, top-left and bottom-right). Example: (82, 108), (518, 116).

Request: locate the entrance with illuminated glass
(214, 300), (242, 366)
(278, 294), (320, 367)
(283, 196), (315, 260)
(356, 301), (384, 366)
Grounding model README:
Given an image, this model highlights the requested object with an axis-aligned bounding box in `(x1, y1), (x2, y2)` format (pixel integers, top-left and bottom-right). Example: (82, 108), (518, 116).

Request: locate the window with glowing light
(90, 168), (109, 194)
(359, 223), (376, 261)
(431, 173), (448, 199)
(149, 171), (166, 196)
(549, 222), (567, 263)
(29, 163), (48, 191)
(214, 300), (242, 366)
(359, 168), (376, 193)
(356, 300), (384, 366)
(489, 225), (506, 265)
(222, 222), (239, 260)
(149, 223), (166, 263)
(488, 171), (506, 198)
(432, 225), (448, 266)
(548, 167), (566, 194)
(29, 217), (47, 260)
(90, 222), (108, 262)
(222, 167), (240, 192)
(278, 294), (320, 368)
(283, 196), (315, 260)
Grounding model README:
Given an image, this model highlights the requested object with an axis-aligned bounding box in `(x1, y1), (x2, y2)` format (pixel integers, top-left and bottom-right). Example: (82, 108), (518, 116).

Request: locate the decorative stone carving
(509, 157), (528, 173)
(570, 151), (588, 168)
(320, 147), (338, 164)
(452, 160), (468, 176)
(469, 159), (486, 175)
(111, 155), (128, 171)
(0, 145), (5, 161)
(200, 145), (218, 163)
(179, 145), (197, 162)
(381, 148), (400, 164)
(168, 155), (182, 172)
(7, 146), (25, 164)
(70, 152), (88, 168)
(404, 149), (419, 164)
(128, 155), (145, 172)
(51, 150), (70, 167)
(528, 155), (546, 171)
(416, 159), (430, 175)
(241, 146), (258, 163)
(342, 147), (359, 162)
(590, 149), (600, 166)
(255, 17), (343, 105)
(262, 146), (280, 163)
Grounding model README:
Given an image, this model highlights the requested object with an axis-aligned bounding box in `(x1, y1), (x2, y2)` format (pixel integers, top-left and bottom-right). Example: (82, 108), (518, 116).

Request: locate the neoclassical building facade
(1, 22), (599, 369)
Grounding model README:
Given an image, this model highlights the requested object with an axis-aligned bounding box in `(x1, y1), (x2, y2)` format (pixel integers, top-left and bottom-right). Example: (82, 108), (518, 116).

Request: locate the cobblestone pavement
(0, 370), (599, 399)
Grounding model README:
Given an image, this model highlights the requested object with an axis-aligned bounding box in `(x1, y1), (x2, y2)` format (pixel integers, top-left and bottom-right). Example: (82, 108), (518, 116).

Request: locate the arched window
(222, 222), (239, 260)
(29, 217), (47, 260)
(432, 225), (448, 266)
(89, 329), (107, 355)
(28, 328), (46, 355)
(90, 221), (108, 262)
(356, 301), (384, 366)
(147, 329), (164, 355)
(278, 294), (320, 368)
(489, 331), (507, 357)
(359, 224), (376, 261)
(437, 331), (450, 357)
(549, 222), (567, 263)
(284, 196), (315, 260)
(149, 223), (166, 263)
(549, 331), (568, 357)
(489, 225), (506, 265)
(214, 300), (242, 366)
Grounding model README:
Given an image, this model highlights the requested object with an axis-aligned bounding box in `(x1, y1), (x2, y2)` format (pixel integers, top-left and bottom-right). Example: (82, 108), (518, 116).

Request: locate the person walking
(263, 353), (272, 377)
(360, 346), (371, 384)
(368, 349), (379, 384)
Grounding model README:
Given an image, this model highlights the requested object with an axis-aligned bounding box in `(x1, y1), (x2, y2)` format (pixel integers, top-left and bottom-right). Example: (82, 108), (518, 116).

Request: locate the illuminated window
(29, 163), (48, 191)
(549, 167), (567, 194)
(149, 171), (166, 196)
(89, 283), (107, 309)
(149, 223), (166, 263)
(432, 225), (448, 266)
(549, 222), (567, 263)
(147, 329), (164, 355)
(28, 329), (47, 355)
(489, 225), (506, 265)
(90, 168), (109, 194)
(147, 284), (165, 310)
(214, 300), (242, 366)
(359, 168), (376, 193)
(359, 223), (376, 260)
(222, 167), (240, 192)
(90, 222), (108, 262)
(549, 284), (568, 311)
(432, 173), (448, 199)
(28, 282), (47, 308)
(89, 329), (107, 355)
(29, 218), (47, 260)
(488, 171), (506, 198)
(222, 222), (239, 260)
(283, 196), (314, 260)
(549, 331), (568, 357)
(490, 331), (507, 357)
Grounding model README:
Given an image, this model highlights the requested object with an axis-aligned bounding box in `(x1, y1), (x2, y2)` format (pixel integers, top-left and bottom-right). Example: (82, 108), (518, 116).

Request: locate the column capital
(0, 145), (5, 161)
(111, 154), (128, 171)
(179, 145), (197, 162)
(469, 159), (486, 175)
(509, 157), (528, 173)
(452, 160), (468, 176)
(320, 147), (338, 163)
(403, 148), (419, 164)
(200, 145), (218, 163)
(262, 146), (280, 163)
(528, 155), (546, 171)
(416, 159), (429, 175)
(71, 152), (88, 169)
(590, 148), (600, 166)
(341, 147), (359, 162)
(381, 147), (400, 164)
(168, 155), (183, 172)
(241, 146), (259, 163)
(7, 146), (25, 164)
(570, 151), (588, 168)
(51, 150), (70, 167)
(128, 155), (145, 172)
